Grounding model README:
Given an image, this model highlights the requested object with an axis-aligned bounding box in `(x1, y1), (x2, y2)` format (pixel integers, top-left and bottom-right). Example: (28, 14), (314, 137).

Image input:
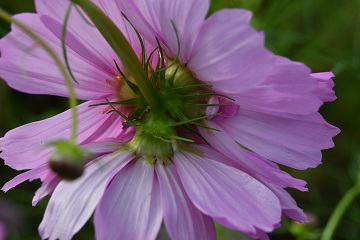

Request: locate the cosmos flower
(0, 0), (339, 240)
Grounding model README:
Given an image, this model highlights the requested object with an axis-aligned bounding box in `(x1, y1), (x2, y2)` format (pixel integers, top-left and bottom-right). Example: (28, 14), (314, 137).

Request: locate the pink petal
(0, 13), (114, 99)
(32, 174), (61, 206)
(30, 139), (130, 206)
(188, 9), (276, 93)
(2, 164), (49, 192)
(174, 149), (281, 237)
(35, 0), (122, 73)
(94, 159), (162, 240)
(231, 57), (323, 115)
(155, 162), (216, 240)
(267, 184), (308, 223)
(39, 150), (134, 240)
(0, 99), (125, 170)
(118, 0), (210, 62)
(93, 0), (148, 55)
(311, 72), (337, 102)
(1, 138), (126, 195)
(199, 123), (307, 191)
(219, 109), (340, 169)
(255, 229), (271, 240)
(196, 143), (308, 225)
(81, 138), (131, 155)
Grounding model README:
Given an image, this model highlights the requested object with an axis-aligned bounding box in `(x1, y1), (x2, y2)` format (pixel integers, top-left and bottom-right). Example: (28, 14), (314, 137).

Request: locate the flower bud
(48, 140), (88, 181)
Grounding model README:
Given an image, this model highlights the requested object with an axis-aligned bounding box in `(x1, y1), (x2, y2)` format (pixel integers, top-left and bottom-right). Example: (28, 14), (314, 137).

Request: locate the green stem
(0, 8), (78, 143)
(71, 0), (159, 109)
(321, 181), (360, 240)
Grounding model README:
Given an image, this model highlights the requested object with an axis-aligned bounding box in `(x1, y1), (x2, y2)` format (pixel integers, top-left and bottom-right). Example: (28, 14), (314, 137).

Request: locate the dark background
(0, 0), (359, 239)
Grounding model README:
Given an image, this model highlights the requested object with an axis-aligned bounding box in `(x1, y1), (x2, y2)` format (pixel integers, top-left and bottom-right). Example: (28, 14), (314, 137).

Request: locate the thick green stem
(321, 181), (360, 240)
(0, 8), (78, 143)
(71, 0), (159, 109)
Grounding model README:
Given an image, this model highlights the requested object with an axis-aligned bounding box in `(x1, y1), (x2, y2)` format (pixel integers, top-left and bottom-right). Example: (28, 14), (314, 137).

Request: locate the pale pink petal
(311, 72), (336, 102)
(255, 229), (270, 240)
(39, 150), (134, 240)
(95, 0), (157, 56)
(188, 9), (276, 93)
(2, 164), (49, 192)
(199, 123), (307, 191)
(0, 14), (114, 99)
(155, 162), (216, 240)
(1, 138), (127, 195)
(31, 139), (131, 206)
(231, 57), (323, 115)
(118, 0), (210, 61)
(266, 184), (308, 223)
(35, 0), (119, 73)
(32, 174), (61, 206)
(174, 149), (281, 237)
(219, 110), (340, 169)
(94, 159), (162, 240)
(81, 138), (130, 155)
(0, 99), (125, 170)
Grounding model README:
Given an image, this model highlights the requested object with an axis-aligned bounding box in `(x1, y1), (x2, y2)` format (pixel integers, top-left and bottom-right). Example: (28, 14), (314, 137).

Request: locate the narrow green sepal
(113, 60), (142, 96)
(128, 104), (149, 122)
(105, 98), (139, 126)
(181, 103), (231, 109)
(89, 98), (140, 107)
(71, 0), (159, 107)
(170, 113), (222, 126)
(179, 125), (209, 144)
(121, 13), (146, 66)
(62, 3), (79, 84)
(180, 93), (235, 101)
(174, 83), (212, 91)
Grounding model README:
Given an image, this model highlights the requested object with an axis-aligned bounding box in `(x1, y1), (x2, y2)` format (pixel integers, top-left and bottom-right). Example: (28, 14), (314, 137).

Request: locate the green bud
(48, 140), (88, 181)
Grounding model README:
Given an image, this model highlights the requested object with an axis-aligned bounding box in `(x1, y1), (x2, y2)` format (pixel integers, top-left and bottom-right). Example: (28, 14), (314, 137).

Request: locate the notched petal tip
(311, 72), (337, 103)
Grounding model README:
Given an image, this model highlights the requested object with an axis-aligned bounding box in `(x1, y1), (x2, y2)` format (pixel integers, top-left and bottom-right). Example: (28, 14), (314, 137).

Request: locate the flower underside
(92, 42), (235, 165)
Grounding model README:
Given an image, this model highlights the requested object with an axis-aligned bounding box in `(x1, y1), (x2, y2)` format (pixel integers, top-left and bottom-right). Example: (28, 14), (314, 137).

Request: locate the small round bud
(48, 140), (88, 181)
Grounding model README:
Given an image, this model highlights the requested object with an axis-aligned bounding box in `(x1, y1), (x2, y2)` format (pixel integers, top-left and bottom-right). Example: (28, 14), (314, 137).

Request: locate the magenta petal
(2, 139), (127, 196)
(35, 0), (120, 73)
(267, 185), (308, 223)
(118, 0), (209, 61)
(81, 139), (121, 155)
(231, 57), (323, 115)
(220, 110), (340, 169)
(39, 151), (134, 240)
(188, 9), (275, 93)
(32, 174), (61, 206)
(311, 72), (337, 102)
(2, 164), (50, 192)
(0, 100), (124, 170)
(155, 162), (216, 240)
(199, 123), (307, 191)
(174, 149), (281, 237)
(0, 13), (114, 99)
(94, 159), (162, 240)
(255, 230), (270, 240)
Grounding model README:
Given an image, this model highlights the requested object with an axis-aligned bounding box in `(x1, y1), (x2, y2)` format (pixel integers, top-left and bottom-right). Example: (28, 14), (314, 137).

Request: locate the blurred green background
(0, 0), (359, 239)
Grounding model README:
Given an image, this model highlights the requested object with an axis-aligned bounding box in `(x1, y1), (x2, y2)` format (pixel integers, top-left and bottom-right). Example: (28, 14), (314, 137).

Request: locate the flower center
(104, 58), (233, 165)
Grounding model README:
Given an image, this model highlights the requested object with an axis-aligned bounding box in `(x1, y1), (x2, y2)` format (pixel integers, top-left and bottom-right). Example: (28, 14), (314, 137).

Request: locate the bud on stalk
(48, 140), (88, 180)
